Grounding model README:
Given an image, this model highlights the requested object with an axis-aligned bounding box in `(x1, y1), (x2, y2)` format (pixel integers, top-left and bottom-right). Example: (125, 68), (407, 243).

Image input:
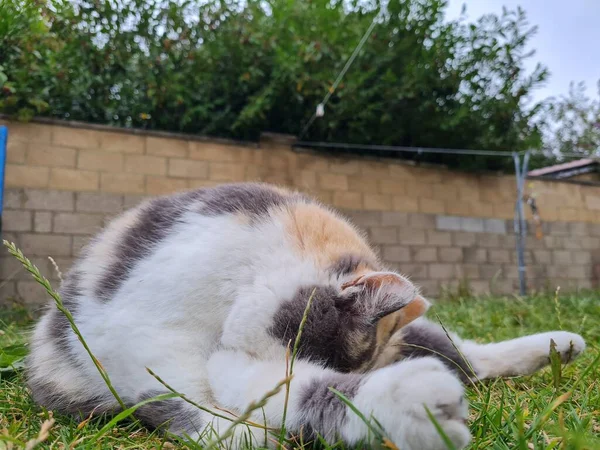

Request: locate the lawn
(1, 287), (599, 449)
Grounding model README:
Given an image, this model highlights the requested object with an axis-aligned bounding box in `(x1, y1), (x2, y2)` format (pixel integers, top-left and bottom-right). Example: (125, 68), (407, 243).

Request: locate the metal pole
(513, 150), (530, 296)
(0, 126), (7, 242)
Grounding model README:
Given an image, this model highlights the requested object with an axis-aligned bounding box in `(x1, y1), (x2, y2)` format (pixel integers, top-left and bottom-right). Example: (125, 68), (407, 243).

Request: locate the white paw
(545, 331), (586, 362)
(344, 357), (471, 450)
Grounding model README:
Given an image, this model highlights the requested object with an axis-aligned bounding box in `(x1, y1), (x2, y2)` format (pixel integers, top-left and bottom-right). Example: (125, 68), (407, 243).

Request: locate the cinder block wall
(2, 119), (600, 307)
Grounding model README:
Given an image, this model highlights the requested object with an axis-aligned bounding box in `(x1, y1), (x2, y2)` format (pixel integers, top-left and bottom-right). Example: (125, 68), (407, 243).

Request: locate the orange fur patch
(281, 203), (378, 270)
(373, 296), (428, 347)
(370, 295), (429, 370)
(397, 295), (429, 328)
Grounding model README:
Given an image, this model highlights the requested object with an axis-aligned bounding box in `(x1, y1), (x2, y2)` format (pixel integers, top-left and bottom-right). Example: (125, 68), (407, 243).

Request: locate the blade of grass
(89, 392), (180, 443)
(434, 312), (482, 393)
(553, 287), (563, 330)
(3, 240), (126, 410)
(401, 342), (481, 389)
(424, 405), (458, 450)
(329, 387), (383, 439)
(205, 375), (292, 450)
(279, 287), (317, 445)
(145, 367), (273, 431)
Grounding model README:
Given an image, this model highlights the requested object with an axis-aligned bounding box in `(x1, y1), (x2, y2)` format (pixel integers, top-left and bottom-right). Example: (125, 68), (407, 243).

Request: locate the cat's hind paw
(546, 331), (586, 363)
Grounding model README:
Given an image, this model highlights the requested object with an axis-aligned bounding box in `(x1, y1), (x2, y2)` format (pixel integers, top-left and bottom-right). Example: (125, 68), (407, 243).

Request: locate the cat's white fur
(27, 184), (586, 450)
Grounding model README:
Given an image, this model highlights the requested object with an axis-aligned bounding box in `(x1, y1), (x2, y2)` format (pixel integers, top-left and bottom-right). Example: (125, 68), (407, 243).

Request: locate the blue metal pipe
(0, 125), (7, 238)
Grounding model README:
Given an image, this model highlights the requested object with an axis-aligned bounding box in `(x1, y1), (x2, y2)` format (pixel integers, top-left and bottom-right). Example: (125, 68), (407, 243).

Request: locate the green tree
(0, 0), (549, 170)
(541, 81), (600, 157)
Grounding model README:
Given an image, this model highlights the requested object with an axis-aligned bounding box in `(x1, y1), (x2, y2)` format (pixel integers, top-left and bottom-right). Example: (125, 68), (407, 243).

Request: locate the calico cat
(27, 182), (585, 450)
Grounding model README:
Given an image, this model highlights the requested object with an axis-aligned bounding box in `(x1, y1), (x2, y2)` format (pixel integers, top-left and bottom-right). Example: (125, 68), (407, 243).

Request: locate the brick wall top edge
(292, 145), (448, 172)
(0, 115), (259, 149)
(4, 116), (597, 189)
(292, 144), (521, 180)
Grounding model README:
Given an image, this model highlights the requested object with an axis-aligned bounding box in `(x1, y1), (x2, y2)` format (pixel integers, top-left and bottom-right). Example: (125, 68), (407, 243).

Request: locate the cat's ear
(341, 272), (430, 326)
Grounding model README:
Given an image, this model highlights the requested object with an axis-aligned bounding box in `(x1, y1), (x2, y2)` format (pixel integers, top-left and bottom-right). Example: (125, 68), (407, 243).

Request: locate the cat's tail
(461, 331), (586, 379)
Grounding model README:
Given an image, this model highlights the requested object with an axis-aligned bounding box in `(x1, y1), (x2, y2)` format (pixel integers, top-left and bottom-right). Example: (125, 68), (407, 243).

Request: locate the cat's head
(270, 271), (429, 372)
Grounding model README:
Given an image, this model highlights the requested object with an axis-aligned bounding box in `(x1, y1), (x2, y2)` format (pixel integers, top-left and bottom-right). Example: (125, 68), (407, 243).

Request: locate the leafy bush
(543, 81), (600, 157)
(0, 0), (550, 170)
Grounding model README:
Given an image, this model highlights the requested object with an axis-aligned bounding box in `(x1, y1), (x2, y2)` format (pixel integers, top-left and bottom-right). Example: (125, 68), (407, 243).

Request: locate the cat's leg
(390, 318), (585, 381)
(459, 330), (586, 379)
(373, 317), (477, 381)
(207, 349), (471, 450)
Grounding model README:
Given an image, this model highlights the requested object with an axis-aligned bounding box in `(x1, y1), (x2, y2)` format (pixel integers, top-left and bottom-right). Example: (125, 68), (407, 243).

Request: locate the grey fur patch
(135, 391), (204, 436)
(96, 190), (204, 300)
(48, 270), (82, 356)
(328, 254), (367, 277)
(197, 182), (306, 218)
(96, 183), (306, 300)
(400, 320), (476, 381)
(27, 377), (115, 417)
(298, 373), (363, 441)
(269, 286), (376, 372)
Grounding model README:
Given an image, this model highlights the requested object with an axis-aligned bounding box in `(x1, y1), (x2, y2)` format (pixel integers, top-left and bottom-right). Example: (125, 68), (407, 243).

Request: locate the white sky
(445, 0), (600, 103)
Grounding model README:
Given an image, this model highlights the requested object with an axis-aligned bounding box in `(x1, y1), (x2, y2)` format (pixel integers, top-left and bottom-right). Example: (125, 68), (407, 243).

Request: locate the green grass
(1, 290), (599, 449)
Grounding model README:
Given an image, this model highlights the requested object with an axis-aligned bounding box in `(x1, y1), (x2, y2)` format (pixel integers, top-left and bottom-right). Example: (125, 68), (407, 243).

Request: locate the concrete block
(76, 192), (123, 213)
(78, 150), (124, 172)
(460, 217), (484, 233)
(452, 232), (476, 247)
(439, 248), (463, 263)
(429, 264), (455, 280)
(382, 246), (411, 262)
(34, 212), (52, 233)
(369, 227), (398, 245)
(124, 155), (167, 176)
(436, 215), (461, 231)
(408, 213), (436, 230)
(399, 229), (426, 245)
(412, 247), (437, 262)
(168, 159), (209, 179)
(23, 189), (74, 211)
(484, 218), (507, 234)
(50, 168), (99, 191)
(21, 234), (71, 256)
(147, 136), (188, 157)
(426, 230), (452, 246)
(3, 210), (32, 231)
(53, 213), (104, 235)
(146, 176), (188, 196)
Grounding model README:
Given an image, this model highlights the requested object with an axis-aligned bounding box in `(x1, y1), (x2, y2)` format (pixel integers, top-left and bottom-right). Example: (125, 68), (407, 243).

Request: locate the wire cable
(293, 140), (600, 160)
(293, 140), (515, 157)
(298, 12), (380, 140)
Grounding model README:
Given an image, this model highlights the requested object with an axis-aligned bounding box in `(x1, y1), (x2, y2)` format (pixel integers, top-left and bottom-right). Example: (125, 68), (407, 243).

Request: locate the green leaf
(0, 343), (28, 370)
(89, 392), (181, 443)
(549, 338), (562, 390)
(424, 405), (458, 450)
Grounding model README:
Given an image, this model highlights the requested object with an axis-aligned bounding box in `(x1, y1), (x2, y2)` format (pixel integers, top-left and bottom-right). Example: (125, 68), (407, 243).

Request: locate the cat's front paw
(345, 357), (471, 450)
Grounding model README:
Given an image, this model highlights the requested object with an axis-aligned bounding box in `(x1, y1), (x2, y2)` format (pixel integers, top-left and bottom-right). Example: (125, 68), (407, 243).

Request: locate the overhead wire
(293, 141), (600, 161)
(298, 11), (381, 140)
(292, 140), (516, 157)
(294, 8), (600, 162)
